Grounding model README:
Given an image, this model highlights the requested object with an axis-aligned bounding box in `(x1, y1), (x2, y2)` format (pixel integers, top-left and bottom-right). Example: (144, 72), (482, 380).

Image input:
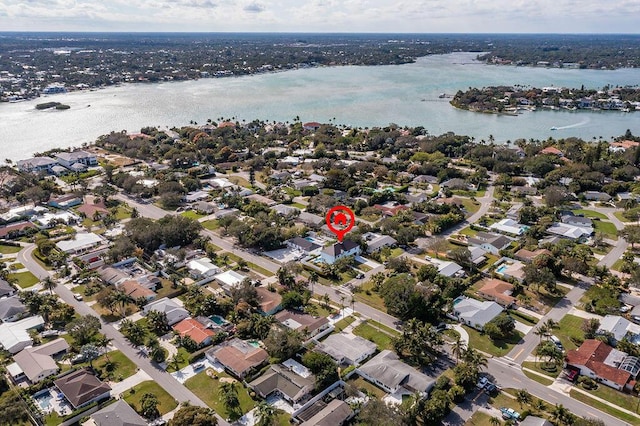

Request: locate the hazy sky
(0, 0), (638, 33)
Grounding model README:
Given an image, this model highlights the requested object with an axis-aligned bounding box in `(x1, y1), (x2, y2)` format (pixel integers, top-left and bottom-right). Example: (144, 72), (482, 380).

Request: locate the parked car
(550, 335), (564, 351)
(73, 293), (84, 301)
(500, 407), (520, 420)
(476, 376), (489, 389)
(193, 362), (205, 370)
(484, 383), (497, 395)
(71, 354), (86, 364)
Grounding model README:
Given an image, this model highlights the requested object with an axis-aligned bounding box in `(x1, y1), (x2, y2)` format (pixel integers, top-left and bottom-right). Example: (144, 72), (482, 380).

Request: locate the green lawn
(114, 204), (132, 220)
(578, 383), (640, 414)
(354, 281), (387, 312)
(611, 258), (625, 272)
(181, 210), (207, 220)
(460, 198), (480, 215)
(389, 247), (405, 258)
(347, 375), (386, 398)
(464, 326), (524, 357)
(353, 321), (395, 351)
(185, 370), (256, 419)
(124, 381), (178, 416)
(0, 244), (21, 254)
(555, 314), (585, 351)
(227, 176), (252, 188)
(290, 202), (306, 209)
(570, 390), (640, 424)
(594, 220), (618, 238)
(458, 227), (478, 237)
(464, 411), (501, 426)
(333, 316), (356, 333)
(91, 350), (138, 382)
(572, 209), (607, 220)
(522, 360), (561, 379)
(614, 211), (635, 223)
(202, 220), (220, 231)
(521, 369), (554, 386)
(9, 271), (39, 288)
(166, 347), (191, 373)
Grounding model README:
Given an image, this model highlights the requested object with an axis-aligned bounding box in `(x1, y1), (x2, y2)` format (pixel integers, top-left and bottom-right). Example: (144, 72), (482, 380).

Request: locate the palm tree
(451, 336), (467, 363)
(94, 334), (112, 363)
(219, 382), (241, 420)
(551, 404), (575, 425)
(533, 398), (546, 413)
(489, 417), (501, 426)
(255, 401), (279, 426)
(533, 324), (548, 343)
(544, 319), (558, 332)
(42, 277), (57, 295)
(464, 347), (488, 371)
(308, 271), (318, 294)
(114, 290), (134, 318)
(515, 389), (532, 408)
(340, 295), (345, 317)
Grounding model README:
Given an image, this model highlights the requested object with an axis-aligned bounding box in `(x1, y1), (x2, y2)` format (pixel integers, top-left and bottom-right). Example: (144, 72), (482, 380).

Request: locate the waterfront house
(16, 157), (58, 174)
(54, 150), (98, 168)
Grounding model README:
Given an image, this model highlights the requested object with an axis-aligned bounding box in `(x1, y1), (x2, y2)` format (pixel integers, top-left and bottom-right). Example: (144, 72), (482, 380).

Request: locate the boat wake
(553, 118), (591, 130)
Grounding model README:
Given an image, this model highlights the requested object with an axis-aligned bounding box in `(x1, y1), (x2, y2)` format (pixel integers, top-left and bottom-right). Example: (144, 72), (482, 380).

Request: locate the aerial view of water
(2, 52), (640, 161)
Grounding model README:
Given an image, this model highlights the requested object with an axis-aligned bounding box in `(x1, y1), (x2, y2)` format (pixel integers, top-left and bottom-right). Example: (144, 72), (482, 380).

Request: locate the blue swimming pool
(210, 315), (227, 326)
(33, 390), (53, 410)
(496, 265), (508, 274)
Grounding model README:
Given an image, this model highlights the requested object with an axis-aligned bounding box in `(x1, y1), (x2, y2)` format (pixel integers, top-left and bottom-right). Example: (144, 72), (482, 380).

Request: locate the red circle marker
(326, 205), (355, 242)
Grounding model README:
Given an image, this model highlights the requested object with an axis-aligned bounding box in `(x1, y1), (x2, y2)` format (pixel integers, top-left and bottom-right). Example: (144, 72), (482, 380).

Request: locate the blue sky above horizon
(1, 0), (638, 34)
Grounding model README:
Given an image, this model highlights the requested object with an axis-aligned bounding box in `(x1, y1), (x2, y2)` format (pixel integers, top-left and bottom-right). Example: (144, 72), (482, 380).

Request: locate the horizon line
(1, 31), (640, 36)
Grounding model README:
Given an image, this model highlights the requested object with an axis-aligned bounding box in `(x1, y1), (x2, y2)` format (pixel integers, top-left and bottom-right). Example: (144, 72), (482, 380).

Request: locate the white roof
(33, 211), (79, 227)
(214, 270), (246, 288)
(315, 333), (377, 363)
(282, 358), (312, 378)
(454, 297), (503, 327)
(547, 223), (593, 239)
(490, 218), (527, 236)
(211, 178), (234, 188)
(187, 257), (219, 275)
(0, 315), (44, 353)
(599, 315), (640, 341)
(56, 233), (103, 252)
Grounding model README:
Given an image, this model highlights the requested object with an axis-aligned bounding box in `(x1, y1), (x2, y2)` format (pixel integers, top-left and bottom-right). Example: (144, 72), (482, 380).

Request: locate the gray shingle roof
(91, 399), (146, 426)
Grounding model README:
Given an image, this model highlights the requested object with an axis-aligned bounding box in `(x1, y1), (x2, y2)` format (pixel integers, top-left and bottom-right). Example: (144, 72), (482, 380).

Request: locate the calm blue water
(2, 52), (640, 160)
(496, 265), (509, 274)
(209, 315), (227, 325)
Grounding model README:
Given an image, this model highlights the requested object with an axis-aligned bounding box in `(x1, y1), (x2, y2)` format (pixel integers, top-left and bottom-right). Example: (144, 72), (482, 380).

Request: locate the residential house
(275, 309), (331, 338)
(519, 417), (553, 426)
(194, 201), (216, 214)
(173, 317), (217, 347)
(0, 205), (47, 223)
(315, 333), (376, 365)
(270, 171), (291, 182)
(272, 204), (299, 216)
(467, 232), (512, 255)
(320, 240), (361, 265)
(452, 297), (503, 330)
(468, 246), (488, 266)
(56, 233), (104, 254)
(187, 257), (220, 279)
(546, 223), (593, 241)
(495, 258), (526, 282)
(8, 338), (69, 384)
(598, 315), (640, 345)
(54, 150), (98, 168)
(287, 237), (320, 254)
(362, 232), (397, 254)
(292, 179), (318, 190)
(565, 340), (640, 391)
(303, 122), (322, 131)
(514, 248), (552, 263)
(441, 178), (474, 191)
(0, 315), (45, 353)
(477, 278), (516, 307)
(373, 201), (409, 217)
(540, 146), (564, 157)
(0, 296), (27, 322)
(54, 369), (112, 409)
(489, 218), (529, 236)
(205, 338), (269, 379)
(297, 212), (324, 227)
(213, 208), (239, 219)
(32, 211), (79, 228)
(0, 221), (36, 239)
(357, 350), (435, 396)
(583, 191), (612, 202)
(213, 270), (247, 293)
(90, 399), (146, 426)
(246, 194), (277, 206)
(77, 202), (109, 220)
(118, 280), (156, 301)
(249, 364), (315, 406)
(143, 297), (189, 326)
(16, 157), (58, 174)
(300, 399), (354, 426)
(0, 279), (16, 298)
(429, 259), (464, 278)
(561, 215), (593, 228)
(97, 266), (129, 286)
(413, 175), (439, 185)
(256, 286), (283, 316)
(48, 194), (82, 209)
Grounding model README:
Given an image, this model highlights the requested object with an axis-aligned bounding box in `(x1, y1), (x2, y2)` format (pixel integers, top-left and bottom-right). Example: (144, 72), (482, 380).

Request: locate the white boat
(550, 126), (558, 130)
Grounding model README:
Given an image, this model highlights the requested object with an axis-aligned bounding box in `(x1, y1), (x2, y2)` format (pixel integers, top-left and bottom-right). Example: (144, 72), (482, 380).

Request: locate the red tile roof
(77, 202), (109, 218)
(0, 221), (36, 238)
(173, 318), (216, 345)
(540, 146), (563, 156)
(566, 340), (631, 388)
(477, 278), (516, 305)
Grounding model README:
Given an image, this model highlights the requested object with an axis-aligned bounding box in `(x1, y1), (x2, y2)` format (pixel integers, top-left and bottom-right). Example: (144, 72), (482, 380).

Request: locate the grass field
(0, 244), (21, 254)
(578, 383), (640, 415)
(522, 360), (561, 378)
(348, 375), (386, 398)
(90, 350), (138, 382)
(555, 314), (585, 351)
(202, 220), (220, 230)
(181, 210), (207, 220)
(464, 326), (524, 357)
(572, 209), (607, 219)
(464, 411), (499, 426)
(333, 316), (356, 333)
(9, 271), (39, 288)
(570, 390), (640, 424)
(185, 370), (255, 419)
(353, 321), (395, 351)
(124, 381), (178, 416)
(354, 281), (387, 312)
(594, 220), (618, 238)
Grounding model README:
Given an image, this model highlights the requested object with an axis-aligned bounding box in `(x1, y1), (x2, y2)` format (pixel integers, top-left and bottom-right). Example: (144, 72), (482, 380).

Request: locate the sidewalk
(110, 369), (151, 396)
(567, 307), (603, 321)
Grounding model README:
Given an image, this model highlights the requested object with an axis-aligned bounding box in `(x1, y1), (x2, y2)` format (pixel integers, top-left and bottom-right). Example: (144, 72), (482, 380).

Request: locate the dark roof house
(54, 369), (111, 408)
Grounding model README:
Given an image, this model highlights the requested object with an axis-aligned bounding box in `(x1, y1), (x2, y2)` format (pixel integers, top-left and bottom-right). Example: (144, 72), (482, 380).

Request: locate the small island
(35, 101), (70, 110)
(451, 85), (640, 115)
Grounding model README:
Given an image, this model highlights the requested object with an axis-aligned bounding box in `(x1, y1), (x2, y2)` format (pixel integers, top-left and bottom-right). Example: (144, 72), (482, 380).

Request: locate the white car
(476, 376), (489, 389)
